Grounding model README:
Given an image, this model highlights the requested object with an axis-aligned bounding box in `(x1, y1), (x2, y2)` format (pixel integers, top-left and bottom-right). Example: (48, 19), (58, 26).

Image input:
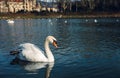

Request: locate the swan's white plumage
(15, 36), (57, 62)
(18, 43), (48, 62)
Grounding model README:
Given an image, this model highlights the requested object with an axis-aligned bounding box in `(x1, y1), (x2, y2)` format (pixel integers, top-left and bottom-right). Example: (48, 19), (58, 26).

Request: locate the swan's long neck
(45, 39), (54, 62)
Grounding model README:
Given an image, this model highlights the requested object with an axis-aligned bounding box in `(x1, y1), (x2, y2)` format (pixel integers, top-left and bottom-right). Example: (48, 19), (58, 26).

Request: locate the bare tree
(88, 0), (95, 11)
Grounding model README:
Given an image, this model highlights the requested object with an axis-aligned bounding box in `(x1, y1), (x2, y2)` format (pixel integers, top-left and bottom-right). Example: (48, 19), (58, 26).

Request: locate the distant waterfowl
(65, 20), (67, 23)
(10, 36), (58, 62)
(116, 19), (119, 22)
(94, 19), (98, 23)
(85, 19), (88, 22)
(7, 19), (14, 23)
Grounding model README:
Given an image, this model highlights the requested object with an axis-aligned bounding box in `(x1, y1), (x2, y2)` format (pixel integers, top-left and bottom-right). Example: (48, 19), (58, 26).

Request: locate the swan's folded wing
(33, 44), (46, 56)
(18, 43), (48, 62)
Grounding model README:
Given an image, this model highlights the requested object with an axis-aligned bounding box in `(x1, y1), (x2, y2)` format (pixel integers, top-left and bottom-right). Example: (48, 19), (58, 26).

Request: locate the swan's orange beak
(53, 40), (58, 48)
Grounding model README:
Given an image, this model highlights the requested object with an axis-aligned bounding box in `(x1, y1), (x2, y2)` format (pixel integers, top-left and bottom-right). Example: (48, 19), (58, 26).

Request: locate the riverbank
(0, 12), (120, 19)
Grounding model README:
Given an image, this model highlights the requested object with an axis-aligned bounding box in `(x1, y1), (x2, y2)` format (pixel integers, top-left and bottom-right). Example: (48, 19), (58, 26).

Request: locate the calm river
(0, 18), (120, 78)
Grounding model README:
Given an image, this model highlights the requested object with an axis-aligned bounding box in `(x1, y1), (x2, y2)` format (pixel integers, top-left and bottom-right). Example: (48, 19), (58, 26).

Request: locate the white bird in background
(94, 19), (98, 23)
(7, 19), (14, 24)
(10, 36), (58, 62)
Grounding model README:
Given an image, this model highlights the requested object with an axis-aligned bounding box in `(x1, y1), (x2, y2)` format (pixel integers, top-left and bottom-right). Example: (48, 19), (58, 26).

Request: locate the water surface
(0, 18), (120, 78)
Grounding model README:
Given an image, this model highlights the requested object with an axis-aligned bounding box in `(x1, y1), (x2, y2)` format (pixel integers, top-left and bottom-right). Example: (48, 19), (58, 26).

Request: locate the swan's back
(18, 43), (48, 62)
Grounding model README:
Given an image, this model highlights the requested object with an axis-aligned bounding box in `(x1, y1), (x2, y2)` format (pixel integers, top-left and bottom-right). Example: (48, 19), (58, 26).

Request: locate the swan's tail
(10, 50), (20, 55)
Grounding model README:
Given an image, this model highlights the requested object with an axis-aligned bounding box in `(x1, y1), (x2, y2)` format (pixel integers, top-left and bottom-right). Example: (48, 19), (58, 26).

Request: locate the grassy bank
(0, 12), (120, 19)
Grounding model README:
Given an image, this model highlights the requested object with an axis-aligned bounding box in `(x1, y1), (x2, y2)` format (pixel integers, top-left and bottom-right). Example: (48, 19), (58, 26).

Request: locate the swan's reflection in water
(10, 58), (54, 78)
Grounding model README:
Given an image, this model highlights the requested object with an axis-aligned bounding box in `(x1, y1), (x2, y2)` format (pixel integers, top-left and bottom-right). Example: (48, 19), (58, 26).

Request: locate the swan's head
(47, 36), (58, 48)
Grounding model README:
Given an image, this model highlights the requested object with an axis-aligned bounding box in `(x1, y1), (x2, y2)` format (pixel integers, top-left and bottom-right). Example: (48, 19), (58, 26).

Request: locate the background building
(0, 0), (37, 13)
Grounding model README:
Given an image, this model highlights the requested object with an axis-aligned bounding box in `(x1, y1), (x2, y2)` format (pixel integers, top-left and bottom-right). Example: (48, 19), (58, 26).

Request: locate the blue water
(0, 18), (120, 78)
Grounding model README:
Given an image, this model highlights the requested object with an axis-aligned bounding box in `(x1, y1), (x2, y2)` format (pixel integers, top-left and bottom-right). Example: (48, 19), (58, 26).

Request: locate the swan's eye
(53, 40), (58, 48)
(53, 40), (57, 44)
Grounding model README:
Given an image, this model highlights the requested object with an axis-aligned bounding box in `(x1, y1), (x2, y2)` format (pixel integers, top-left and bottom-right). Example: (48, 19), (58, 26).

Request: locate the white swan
(7, 19), (14, 23)
(10, 36), (58, 62)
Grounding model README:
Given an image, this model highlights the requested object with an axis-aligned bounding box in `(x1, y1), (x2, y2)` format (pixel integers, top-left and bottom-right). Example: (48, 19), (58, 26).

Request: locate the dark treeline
(52, 0), (120, 13)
